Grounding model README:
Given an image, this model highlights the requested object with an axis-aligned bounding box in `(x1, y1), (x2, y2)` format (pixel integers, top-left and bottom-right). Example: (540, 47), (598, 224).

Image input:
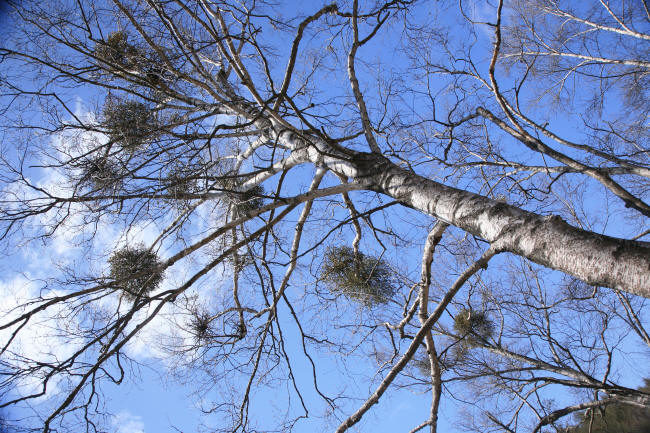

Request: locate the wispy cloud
(1, 103), (233, 399)
(0, 275), (83, 398)
(112, 410), (145, 433)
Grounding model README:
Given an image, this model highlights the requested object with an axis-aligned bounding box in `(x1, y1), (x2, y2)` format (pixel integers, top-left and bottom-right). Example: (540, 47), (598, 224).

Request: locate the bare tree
(0, 0), (648, 432)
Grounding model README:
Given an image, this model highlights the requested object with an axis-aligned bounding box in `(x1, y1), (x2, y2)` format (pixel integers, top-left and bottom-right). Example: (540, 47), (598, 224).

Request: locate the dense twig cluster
(188, 309), (212, 341)
(108, 245), (164, 300)
(218, 178), (265, 216)
(77, 157), (122, 193)
(321, 246), (396, 307)
(102, 99), (156, 149)
(94, 31), (139, 69)
(230, 184), (265, 215)
(453, 308), (493, 346)
(95, 31), (174, 89)
(164, 167), (198, 199)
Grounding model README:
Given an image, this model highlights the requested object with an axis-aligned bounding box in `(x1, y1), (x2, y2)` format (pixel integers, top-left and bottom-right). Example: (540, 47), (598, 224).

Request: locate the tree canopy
(0, 0), (649, 432)
(563, 380), (650, 433)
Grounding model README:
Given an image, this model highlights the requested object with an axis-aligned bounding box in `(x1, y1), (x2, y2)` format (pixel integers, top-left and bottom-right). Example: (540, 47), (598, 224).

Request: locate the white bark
(269, 127), (649, 297)
(298, 148), (649, 297)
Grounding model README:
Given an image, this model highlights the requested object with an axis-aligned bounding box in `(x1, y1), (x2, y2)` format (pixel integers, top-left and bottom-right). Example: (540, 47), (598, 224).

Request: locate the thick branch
(345, 152), (650, 297)
(335, 247), (499, 433)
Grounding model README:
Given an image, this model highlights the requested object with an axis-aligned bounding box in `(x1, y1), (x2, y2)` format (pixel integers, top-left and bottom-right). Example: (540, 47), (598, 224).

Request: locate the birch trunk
(323, 151), (649, 297)
(269, 127), (649, 297)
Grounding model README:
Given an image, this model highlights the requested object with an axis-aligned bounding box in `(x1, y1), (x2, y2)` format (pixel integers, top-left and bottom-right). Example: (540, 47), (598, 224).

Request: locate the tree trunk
(345, 152), (650, 297)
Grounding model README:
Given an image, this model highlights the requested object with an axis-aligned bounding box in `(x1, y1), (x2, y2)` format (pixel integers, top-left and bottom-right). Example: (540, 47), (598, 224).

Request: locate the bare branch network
(0, 0), (648, 432)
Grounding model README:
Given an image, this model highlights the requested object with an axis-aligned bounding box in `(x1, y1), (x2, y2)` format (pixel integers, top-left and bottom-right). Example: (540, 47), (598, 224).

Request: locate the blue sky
(1, 0), (649, 432)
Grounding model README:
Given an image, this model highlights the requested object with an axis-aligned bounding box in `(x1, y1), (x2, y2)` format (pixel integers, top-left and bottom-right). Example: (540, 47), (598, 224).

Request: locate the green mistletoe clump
(109, 244), (164, 300)
(321, 246), (396, 307)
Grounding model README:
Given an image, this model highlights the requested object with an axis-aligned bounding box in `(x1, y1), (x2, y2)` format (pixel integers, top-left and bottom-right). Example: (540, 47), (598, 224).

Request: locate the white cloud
(112, 410), (145, 433)
(0, 275), (83, 398)
(2, 103), (233, 390)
